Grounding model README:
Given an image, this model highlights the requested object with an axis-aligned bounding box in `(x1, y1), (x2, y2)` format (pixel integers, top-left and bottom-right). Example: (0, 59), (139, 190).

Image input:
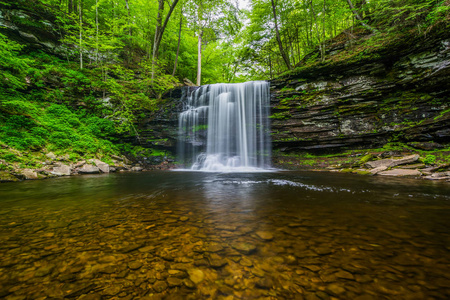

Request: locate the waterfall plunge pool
(0, 171), (449, 299)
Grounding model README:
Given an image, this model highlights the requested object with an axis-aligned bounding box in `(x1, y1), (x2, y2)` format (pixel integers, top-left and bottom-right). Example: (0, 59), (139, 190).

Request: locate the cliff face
(0, 2), (65, 56)
(270, 26), (450, 154)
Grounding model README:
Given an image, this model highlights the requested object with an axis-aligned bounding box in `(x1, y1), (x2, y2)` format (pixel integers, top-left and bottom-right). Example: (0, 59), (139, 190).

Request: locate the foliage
(422, 154), (437, 165)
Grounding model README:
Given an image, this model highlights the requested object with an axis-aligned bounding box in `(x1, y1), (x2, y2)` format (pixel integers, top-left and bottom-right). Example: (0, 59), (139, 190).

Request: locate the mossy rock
(359, 154), (373, 165)
(0, 171), (19, 182)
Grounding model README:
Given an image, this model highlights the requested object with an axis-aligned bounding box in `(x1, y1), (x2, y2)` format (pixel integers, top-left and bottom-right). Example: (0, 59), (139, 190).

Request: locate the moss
(359, 154), (373, 165)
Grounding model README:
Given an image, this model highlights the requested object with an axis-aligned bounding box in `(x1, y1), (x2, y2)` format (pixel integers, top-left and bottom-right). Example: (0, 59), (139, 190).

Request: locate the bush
(422, 154), (436, 165)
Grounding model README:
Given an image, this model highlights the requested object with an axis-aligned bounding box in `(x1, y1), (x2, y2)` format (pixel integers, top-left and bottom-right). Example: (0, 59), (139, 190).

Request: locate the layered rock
(270, 26), (450, 154)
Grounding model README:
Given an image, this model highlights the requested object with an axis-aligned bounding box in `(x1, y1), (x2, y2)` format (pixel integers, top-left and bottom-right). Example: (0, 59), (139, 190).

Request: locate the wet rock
(378, 169), (422, 177)
(315, 247), (332, 255)
(335, 270), (355, 280)
(325, 283), (346, 296)
(103, 285), (121, 296)
(131, 166), (143, 172)
(153, 281), (168, 293)
(128, 261), (143, 270)
(180, 216), (189, 221)
(167, 277), (183, 287)
(0, 171), (19, 182)
(256, 277), (274, 289)
(35, 264), (55, 277)
(231, 242), (257, 254)
(187, 269), (205, 284)
(239, 257), (253, 267)
(119, 243), (143, 253)
(78, 293), (102, 300)
(206, 242), (224, 252)
(256, 231), (274, 241)
(183, 279), (196, 289)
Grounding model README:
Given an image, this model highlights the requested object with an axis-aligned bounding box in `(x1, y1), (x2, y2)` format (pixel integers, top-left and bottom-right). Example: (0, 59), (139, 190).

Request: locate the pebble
(128, 261), (142, 270)
(256, 231), (274, 240)
(188, 269), (205, 284)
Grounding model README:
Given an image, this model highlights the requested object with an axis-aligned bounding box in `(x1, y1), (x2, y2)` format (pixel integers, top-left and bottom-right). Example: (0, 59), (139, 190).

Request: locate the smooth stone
(51, 164), (72, 176)
(78, 164), (100, 174)
(256, 231), (274, 240)
(180, 216), (189, 221)
(335, 270), (355, 280)
(153, 281), (168, 293)
(167, 277), (183, 287)
(103, 285), (121, 296)
(90, 159), (110, 173)
(231, 242), (257, 254)
(239, 257), (253, 267)
(183, 279), (196, 289)
(187, 269), (205, 284)
(325, 283), (346, 296)
(128, 261), (142, 270)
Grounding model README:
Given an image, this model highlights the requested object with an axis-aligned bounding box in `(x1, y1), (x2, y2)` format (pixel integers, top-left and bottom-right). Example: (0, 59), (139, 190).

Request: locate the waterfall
(178, 81), (271, 172)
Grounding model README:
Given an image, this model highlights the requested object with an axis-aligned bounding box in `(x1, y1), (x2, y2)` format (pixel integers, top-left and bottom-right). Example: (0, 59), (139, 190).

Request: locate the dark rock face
(0, 2), (65, 56)
(123, 87), (197, 156)
(270, 27), (450, 154)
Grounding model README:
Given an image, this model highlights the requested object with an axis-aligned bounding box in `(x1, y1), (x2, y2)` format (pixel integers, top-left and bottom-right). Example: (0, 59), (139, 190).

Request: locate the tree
(271, 0), (291, 70)
(152, 0), (180, 81)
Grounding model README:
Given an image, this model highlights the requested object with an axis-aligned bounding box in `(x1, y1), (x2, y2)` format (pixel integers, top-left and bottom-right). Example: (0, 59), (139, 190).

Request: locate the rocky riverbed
(0, 171), (449, 299)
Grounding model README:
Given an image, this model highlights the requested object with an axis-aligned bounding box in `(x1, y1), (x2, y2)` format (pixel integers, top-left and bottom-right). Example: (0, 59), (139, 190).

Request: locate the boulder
(365, 159), (394, 169)
(389, 155), (420, 168)
(52, 164), (72, 176)
(366, 155), (419, 169)
(78, 164), (100, 174)
(46, 152), (57, 160)
(90, 159), (110, 173)
(369, 166), (388, 175)
(20, 169), (38, 180)
(131, 166), (143, 172)
(0, 171), (19, 182)
(378, 169), (422, 177)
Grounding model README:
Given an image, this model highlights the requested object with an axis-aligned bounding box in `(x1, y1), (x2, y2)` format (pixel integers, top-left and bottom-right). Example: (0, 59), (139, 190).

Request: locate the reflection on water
(0, 171), (449, 299)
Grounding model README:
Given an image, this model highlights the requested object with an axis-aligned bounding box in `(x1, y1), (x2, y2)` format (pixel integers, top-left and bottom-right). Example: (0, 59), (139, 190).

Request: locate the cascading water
(178, 81), (271, 172)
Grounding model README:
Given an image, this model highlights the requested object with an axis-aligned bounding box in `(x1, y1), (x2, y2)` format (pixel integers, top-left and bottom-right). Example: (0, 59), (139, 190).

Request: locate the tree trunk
(125, 0), (132, 36)
(172, 10), (183, 76)
(346, 0), (377, 33)
(271, 0), (291, 70)
(151, 0), (180, 81)
(196, 30), (202, 86)
(79, 0), (83, 69)
(95, 0), (99, 63)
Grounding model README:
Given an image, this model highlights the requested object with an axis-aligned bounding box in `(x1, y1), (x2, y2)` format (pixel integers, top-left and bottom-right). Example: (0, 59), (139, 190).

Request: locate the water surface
(0, 171), (449, 299)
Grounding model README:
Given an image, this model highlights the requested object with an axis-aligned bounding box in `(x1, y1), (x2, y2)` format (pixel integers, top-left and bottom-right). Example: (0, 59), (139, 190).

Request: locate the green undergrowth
(0, 32), (173, 169)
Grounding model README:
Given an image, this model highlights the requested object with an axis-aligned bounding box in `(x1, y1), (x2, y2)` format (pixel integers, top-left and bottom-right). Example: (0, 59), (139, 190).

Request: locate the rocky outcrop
(270, 26), (450, 154)
(0, 2), (65, 56)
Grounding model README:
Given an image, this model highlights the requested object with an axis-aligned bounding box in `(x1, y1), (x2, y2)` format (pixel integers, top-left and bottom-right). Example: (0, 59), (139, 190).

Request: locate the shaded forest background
(0, 0), (449, 169)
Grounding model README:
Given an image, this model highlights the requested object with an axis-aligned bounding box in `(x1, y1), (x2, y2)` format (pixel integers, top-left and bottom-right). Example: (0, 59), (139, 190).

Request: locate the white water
(178, 81), (271, 172)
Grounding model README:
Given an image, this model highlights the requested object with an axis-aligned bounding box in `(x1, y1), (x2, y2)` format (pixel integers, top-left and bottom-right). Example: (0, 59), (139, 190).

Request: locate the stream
(0, 171), (449, 299)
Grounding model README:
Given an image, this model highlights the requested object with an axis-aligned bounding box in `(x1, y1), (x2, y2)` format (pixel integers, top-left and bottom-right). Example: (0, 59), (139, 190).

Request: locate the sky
(237, 0), (250, 11)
